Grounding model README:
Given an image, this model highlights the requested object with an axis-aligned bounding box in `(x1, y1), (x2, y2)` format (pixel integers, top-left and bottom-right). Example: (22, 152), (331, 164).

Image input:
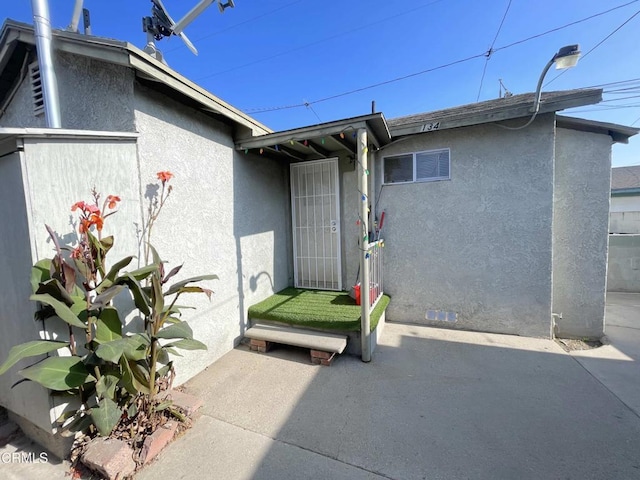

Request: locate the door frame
(290, 158), (342, 291)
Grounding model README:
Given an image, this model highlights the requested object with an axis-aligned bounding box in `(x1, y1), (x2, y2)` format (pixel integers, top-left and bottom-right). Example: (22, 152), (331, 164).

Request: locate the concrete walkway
(3, 294), (640, 479)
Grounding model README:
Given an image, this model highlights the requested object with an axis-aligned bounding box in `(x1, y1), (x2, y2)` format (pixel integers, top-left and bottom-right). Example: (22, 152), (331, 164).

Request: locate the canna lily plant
(0, 172), (216, 439)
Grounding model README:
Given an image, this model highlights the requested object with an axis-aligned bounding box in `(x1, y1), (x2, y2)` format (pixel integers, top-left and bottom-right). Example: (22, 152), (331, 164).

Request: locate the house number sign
(420, 122), (440, 132)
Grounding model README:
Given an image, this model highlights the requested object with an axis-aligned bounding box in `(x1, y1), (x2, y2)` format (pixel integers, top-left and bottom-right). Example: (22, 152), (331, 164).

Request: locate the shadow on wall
(232, 149), (292, 337)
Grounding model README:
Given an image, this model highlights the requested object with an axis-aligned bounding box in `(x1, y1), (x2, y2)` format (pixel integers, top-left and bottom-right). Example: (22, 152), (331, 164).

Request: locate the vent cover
(29, 62), (44, 116)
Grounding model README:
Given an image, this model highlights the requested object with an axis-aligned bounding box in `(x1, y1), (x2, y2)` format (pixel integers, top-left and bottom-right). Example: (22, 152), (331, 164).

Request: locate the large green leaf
(95, 308), (122, 343)
(95, 340), (125, 363)
(174, 286), (214, 300)
(122, 334), (149, 361)
(0, 340), (68, 375)
(91, 397), (122, 437)
(166, 339), (208, 351)
(152, 274), (164, 317)
(164, 275), (219, 296)
(30, 259), (52, 294)
(35, 279), (75, 306)
(29, 294), (86, 329)
(104, 256), (134, 283)
(126, 264), (159, 282)
(116, 273), (150, 315)
(119, 358), (149, 395)
(90, 285), (126, 309)
(95, 373), (120, 401)
(155, 321), (193, 340)
(19, 357), (95, 391)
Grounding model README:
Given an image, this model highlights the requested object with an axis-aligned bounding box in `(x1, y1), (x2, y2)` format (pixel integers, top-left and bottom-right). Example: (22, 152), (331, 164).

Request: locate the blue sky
(3, 0), (640, 166)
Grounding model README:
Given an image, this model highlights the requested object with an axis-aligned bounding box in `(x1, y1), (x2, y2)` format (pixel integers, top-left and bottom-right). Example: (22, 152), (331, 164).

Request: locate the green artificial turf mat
(248, 287), (390, 332)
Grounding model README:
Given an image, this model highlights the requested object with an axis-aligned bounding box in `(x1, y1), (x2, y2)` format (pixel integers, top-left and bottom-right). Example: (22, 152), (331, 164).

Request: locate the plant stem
(149, 339), (157, 400)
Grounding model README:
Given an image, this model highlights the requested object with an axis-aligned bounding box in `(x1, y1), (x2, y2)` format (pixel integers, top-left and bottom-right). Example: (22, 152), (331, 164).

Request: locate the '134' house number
(420, 122), (440, 132)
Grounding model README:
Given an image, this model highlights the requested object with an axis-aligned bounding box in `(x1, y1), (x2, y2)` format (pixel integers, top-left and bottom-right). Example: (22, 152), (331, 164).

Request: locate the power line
(164, 0), (308, 54)
(194, 0), (448, 81)
(243, 0), (640, 115)
(476, 0), (512, 101)
(545, 8), (640, 86)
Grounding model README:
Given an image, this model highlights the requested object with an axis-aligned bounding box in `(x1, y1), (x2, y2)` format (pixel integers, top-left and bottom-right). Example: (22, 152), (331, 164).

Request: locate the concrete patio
(3, 293), (640, 479)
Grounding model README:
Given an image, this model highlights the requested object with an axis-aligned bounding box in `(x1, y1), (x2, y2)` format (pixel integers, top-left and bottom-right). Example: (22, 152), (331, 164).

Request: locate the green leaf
(157, 362), (173, 377)
(91, 397), (122, 436)
(95, 340), (125, 363)
(94, 278), (113, 295)
(100, 236), (114, 254)
(156, 348), (170, 365)
(174, 285), (214, 300)
(126, 264), (159, 282)
(0, 340), (69, 375)
(30, 259), (52, 294)
(61, 413), (93, 436)
(165, 275), (218, 296)
(116, 273), (150, 315)
(30, 294), (86, 329)
(35, 279), (75, 306)
(104, 256), (134, 283)
(122, 335), (149, 361)
(95, 308), (122, 343)
(95, 373), (120, 401)
(152, 274), (164, 317)
(119, 358), (149, 395)
(166, 338), (208, 351)
(90, 285), (126, 309)
(19, 357), (95, 391)
(69, 296), (88, 317)
(154, 400), (172, 412)
(156, 321), (193, 340)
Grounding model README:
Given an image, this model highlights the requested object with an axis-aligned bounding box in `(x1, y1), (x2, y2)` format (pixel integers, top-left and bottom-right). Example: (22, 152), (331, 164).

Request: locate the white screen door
(291, 158), (342, 290)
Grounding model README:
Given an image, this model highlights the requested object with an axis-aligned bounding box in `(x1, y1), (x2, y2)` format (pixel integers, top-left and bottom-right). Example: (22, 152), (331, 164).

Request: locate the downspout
(358, 128), (372, 362)
(31, 0), (62, 128)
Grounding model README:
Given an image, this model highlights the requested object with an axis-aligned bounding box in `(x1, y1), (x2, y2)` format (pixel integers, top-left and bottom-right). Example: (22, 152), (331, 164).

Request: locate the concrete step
(245, 323), (348, 354)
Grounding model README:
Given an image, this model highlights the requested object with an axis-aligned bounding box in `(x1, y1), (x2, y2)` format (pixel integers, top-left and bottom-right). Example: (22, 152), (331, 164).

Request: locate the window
(383, 148), (450, 184)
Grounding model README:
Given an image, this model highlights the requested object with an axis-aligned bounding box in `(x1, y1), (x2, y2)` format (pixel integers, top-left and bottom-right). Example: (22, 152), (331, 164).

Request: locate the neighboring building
(610, 165), (640, 234)
(0, 19), (637, 454)
(608, 165), (640, 293)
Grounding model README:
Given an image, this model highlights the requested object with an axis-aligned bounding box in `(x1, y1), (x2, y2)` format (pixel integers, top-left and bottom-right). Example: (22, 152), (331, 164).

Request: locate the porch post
(358, 128), (371, 362)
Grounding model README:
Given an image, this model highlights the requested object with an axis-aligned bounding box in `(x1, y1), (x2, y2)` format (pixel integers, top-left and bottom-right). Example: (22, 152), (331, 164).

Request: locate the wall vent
(29, 62), (44, 116)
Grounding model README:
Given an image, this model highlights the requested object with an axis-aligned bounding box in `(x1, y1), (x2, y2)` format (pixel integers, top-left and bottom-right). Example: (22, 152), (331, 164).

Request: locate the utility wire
(164, 0), (308, 53)
(244, 2), (639, 115)
(476, 0), (512, 101)
(545, 8), (640, 87)
(194, 0), (447, 81)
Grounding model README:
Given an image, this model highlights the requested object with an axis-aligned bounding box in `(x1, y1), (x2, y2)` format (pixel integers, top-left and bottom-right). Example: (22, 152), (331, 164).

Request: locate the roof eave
(389, 89), (603, 137)
(556, 115), (639, 144)
(0, 19), (271, 137)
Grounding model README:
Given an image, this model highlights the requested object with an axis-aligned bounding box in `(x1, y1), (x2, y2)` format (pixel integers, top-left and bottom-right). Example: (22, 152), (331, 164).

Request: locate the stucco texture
(0, 52), (135, 131)
(552, 128), (611, 339)
(607, 235), (640, 292)
(373, 117), (556, 337)
(133, 85), (291, 385)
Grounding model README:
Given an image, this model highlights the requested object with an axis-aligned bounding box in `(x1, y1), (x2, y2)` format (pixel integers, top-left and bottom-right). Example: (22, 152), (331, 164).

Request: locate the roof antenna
(142, 0), (235, 62)
(499, 78), (512, 98)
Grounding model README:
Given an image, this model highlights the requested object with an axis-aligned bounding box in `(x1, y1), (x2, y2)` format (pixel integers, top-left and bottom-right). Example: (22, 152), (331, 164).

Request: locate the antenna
(499, 78), (513, 98)
(142, 0), (235, 60)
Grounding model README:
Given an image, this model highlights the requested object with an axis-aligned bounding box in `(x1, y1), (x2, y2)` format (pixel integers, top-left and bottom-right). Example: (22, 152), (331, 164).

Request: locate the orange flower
(90, 214), (104, 232)
(107, 195), (121, 209)
(157, 171), (174, 183)
(71, 247), (82, 259)
(79, 218), (91, 234)
(71, 201), (86, 212)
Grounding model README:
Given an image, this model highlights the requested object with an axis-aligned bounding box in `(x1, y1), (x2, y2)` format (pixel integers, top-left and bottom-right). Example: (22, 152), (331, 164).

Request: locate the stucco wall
(133, 85), (291, 385)
(0, 51), (135, 131)
(0, 136), (141, 435)
(607, 235), (640, 292)
(610, 195), (640, 213)
(374, 117), (556, 337)
(0, 150), (53, 432)
(553, 127), (611, 339)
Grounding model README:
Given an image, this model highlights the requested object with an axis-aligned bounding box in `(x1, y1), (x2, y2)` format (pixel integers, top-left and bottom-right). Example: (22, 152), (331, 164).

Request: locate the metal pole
(68, 0), (83, 32)
(32, 0), (62, 128)
(358, 128), (371, 362)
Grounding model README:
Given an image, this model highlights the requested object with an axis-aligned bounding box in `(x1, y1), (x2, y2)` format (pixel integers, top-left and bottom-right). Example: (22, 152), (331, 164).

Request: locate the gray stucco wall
(0, 51), (135, 131)
(374, 117), (556, 337)
(133, 85), (291, 385)
(0, 150), (53, 433)
(607, 235), (640, 292)
(552, 128), (611, 339)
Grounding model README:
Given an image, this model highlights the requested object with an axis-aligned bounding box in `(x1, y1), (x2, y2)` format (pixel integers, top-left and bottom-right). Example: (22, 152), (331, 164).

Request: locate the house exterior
(608, 165), (640, 292)
(0, 19), (637, 454)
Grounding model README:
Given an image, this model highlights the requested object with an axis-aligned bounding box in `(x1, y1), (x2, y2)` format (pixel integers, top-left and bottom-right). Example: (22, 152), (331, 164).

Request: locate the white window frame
(382, 148), (451, 185)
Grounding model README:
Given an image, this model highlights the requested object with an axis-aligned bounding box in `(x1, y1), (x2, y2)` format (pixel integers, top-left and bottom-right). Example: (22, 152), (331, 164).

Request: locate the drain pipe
(358, 128), (372, 362)
(31, 0), (62, 128)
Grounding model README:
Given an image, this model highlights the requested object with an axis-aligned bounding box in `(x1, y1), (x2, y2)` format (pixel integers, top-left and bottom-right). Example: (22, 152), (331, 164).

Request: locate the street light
(501, 44), (581, 130)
